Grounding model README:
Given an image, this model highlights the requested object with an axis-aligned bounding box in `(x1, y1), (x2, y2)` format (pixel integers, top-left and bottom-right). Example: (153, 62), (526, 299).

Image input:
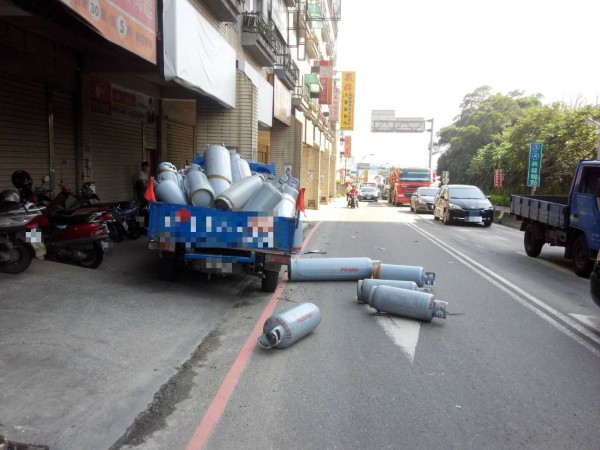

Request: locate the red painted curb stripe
(186, 221), (322, 449)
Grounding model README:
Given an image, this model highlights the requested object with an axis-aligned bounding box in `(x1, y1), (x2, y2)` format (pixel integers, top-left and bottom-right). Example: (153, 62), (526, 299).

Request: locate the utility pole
(426, 118), (434, 170)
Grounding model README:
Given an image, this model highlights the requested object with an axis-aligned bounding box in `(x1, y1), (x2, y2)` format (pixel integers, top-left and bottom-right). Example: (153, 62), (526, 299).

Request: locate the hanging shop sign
(319, 60), (334, 105)
(59, 0), (157, 64)
(90, 76), (155, 123)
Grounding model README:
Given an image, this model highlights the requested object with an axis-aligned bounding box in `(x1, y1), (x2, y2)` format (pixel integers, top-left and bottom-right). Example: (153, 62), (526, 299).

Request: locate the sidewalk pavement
(493, 205), (521, 229)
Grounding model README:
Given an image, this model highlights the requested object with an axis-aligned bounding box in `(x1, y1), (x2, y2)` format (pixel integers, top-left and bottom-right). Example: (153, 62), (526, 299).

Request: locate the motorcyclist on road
(348, 185), (359, 208)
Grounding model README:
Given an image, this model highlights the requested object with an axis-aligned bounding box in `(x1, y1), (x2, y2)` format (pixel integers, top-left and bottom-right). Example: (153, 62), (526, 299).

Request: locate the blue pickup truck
(510, 159), (600, 277)
(147, 202), (297, 291)
(146, 159), (298, 292)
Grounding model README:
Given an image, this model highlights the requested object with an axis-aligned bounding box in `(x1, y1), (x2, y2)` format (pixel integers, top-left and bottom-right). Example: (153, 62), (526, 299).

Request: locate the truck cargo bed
(147, 201), (297, 254)
(510, 195), (568, 228)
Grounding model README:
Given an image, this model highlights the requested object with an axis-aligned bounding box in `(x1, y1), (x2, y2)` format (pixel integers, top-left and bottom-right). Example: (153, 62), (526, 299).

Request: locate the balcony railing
(241, 13), (280, 67)
(305, 29), (320, 60)
(292, 84), (310, 112)
(274, 52), (299, 90)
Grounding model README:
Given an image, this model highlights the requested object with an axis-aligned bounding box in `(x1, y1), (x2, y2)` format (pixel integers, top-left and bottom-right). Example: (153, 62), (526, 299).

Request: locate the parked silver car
(410, 187), (439, 213)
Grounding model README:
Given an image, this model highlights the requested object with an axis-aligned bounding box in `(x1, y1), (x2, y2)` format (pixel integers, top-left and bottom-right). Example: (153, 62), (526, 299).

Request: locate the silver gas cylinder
(229, 150), (251, 183)
(372, 262), (435, 287)
(154, 178), (188, 205)
(288, 257), (375, 281)
(258, 302), (321, 349)
(184, 169), (214, 207)
(212, 174), (263, 211)
(273, 193), (296, 218)
(204, 145), (233, 196)
(367, 285), (448, 321)
(356, 279), (425, 303)
(242, 180), (283, 212)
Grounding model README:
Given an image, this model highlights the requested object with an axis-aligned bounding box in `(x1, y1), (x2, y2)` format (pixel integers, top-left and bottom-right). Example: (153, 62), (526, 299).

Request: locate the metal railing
(242, 13), (280, 55)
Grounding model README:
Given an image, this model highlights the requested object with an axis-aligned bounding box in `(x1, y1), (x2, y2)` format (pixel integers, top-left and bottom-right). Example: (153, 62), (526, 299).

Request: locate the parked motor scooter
(15, 172), (126, 243)
(12, 171), (110, 268)
(0, 190), (46, 274)
(77, 182), (144, 241)
(24, 204), (110, 268)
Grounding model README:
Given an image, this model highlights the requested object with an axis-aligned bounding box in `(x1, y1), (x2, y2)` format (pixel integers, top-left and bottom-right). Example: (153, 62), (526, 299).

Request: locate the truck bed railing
(510, 195), (568, 228)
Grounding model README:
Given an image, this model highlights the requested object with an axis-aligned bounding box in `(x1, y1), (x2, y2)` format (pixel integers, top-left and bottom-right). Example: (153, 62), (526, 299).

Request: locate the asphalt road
(2, 199), (599, 449)
(192, 201), (599, 450)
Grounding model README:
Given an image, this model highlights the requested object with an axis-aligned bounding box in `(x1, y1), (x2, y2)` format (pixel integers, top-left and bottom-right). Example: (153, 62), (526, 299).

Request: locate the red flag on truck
(144, 177), (156, 202)
(296, 187), (306, 216)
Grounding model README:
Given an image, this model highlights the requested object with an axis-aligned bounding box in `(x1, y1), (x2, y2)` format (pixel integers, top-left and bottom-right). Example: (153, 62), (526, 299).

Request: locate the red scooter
(12, 170), (110, 269)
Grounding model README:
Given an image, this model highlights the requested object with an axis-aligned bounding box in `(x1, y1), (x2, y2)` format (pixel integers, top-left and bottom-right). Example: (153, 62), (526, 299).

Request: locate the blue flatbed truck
(510, 159), (600, 277)
(147, 202), (297, 291)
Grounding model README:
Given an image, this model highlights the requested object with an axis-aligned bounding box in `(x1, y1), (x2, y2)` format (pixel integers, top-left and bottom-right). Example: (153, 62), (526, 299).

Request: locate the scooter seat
(50, 210), (101, 224)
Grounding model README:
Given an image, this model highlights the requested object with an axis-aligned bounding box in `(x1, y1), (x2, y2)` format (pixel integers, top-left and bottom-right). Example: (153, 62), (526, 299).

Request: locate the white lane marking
(406, 223), (600, 357)
(364, 304), (421, 363)
(569, 314), (600, 332)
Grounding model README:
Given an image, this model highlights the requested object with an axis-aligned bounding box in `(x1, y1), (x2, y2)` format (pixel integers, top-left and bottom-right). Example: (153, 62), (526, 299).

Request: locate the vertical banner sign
(527, 143), (543, 187)
(330, 86), (340, 121)
(494, 169), (504, 187)
(59, 0), (157, 64)
(344, 136), (352, 158)
(340, 72), (356, 131)
(319, 60), (333, 105)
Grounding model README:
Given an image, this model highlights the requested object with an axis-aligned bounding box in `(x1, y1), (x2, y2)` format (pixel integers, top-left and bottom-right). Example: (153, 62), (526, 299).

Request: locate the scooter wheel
(127, 226), (143, 240)
(109, 224), (124, 242)
(76, 242), (104, 269)
(0, 240), (33, 274)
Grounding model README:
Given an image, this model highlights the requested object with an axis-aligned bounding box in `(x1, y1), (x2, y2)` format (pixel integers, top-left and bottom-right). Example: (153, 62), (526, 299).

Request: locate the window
(579, 167), (600, 195)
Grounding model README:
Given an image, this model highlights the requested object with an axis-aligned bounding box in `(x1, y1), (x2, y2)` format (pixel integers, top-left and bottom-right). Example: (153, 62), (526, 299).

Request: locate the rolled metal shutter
(52, 90), (77, 192)
(166, 121), (195, 170)
(0, 77), (48, 192)
(90, 114), (143, 202)
(82, 74), (158, 202)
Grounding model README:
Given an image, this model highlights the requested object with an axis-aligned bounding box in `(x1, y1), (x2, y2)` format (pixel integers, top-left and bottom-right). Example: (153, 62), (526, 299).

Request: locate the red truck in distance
(387, 168), (432, 206)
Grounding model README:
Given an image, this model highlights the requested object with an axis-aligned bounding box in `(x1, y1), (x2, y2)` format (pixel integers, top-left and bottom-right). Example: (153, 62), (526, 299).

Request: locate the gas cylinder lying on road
(356, 279), (428, 303)
(258, 302), (321, 349)
(372, 262), (435, 287)
(288, 257), (376, 281)
(367, 285), (448, 321)
(287, 257), (436, 286)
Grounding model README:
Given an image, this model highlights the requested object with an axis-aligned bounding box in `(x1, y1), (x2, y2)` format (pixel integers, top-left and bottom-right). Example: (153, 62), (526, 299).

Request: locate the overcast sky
(334, 0), (600, 169)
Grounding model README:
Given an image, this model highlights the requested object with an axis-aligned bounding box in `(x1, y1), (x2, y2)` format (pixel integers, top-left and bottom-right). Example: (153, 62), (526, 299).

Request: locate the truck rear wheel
(262, 269), (280, 292)
(524, 223), (544, 257)
(572, 234), (594, 278)
(159, 253), (178, 282)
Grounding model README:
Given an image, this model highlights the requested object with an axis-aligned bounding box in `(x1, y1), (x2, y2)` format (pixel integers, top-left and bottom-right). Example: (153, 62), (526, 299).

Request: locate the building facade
(0, 0), (341, 208)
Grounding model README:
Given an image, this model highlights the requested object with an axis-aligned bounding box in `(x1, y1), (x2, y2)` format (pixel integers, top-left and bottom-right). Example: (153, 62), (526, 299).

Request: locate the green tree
(437, 86), (542, 186)
(493, 103), (600, 194)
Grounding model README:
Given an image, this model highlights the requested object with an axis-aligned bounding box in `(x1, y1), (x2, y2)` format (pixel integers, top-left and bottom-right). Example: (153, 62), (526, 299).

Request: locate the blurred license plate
(467, 216), (482, 222)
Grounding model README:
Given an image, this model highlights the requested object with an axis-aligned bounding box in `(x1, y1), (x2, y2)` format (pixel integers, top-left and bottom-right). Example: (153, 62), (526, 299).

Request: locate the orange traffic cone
(144, 176), (156, 202)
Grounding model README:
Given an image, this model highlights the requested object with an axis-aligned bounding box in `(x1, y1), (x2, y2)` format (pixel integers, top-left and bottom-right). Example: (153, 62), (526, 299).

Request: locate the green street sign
(527, 143), (543, 187)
